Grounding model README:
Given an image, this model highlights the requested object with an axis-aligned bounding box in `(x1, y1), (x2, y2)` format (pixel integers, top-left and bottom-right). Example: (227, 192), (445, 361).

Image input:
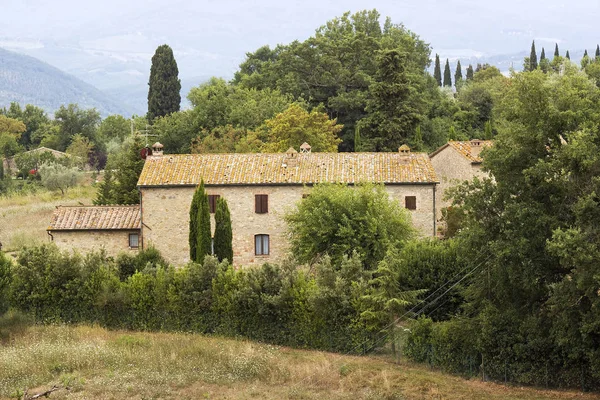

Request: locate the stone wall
(141, 183), (436, 267)
(430, 147), (488, 221)
(50, 230), (140, 257)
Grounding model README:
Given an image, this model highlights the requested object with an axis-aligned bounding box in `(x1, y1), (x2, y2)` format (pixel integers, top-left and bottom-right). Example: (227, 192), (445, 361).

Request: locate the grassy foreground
(0, 318), (595, 400)
(0, 184), (96, 252)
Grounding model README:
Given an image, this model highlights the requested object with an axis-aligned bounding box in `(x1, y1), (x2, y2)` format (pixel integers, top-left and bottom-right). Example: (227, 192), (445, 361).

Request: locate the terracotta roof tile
(137, 152), (438, 186)
(48, 205), (141, 231)
(430, 140), (493, 163)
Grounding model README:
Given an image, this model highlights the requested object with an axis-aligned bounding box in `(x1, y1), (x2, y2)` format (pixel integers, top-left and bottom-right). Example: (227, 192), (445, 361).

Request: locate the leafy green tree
(0, 251), (11, 314)
(54, 104), (101, 151)
(98, 115), (131, 144)
(443, 58), (452, 87)
(234, 10), (433, 151)
(1, 103), (49, 149)
(434, 54), (442, 86)
(466, 64), (474, 81)
(285, 183), (414, 269)
(147, 44), (181, 122)
(359, 50), (421, 151)
(38, 162), (82, 195)
(554, 43), (559, 58)
(195, 181), (212, 263)
(262, 104), (342, 152)
(66, 133), (93, 169)
(454, 60), (462, 85)
(191, 125), (262, 154)
(213, 197), (233, 263)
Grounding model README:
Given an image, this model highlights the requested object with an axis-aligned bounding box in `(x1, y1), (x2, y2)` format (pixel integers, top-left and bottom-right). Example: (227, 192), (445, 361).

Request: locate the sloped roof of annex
(429, 140), (493, 164)
(48, 205), (141, 231)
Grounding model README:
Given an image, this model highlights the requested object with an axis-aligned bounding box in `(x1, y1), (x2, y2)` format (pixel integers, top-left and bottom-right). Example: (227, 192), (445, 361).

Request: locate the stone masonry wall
(141, 184), (436, 267)
(50, 230), (140, 257)
(430, 147), (488, 222)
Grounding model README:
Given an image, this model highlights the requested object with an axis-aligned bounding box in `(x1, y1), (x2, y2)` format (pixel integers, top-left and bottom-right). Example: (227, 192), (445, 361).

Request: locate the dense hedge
(5, 244), (384, 353)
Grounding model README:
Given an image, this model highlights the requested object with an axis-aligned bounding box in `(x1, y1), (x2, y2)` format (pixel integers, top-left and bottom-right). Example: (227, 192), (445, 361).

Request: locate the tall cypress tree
(466, 64), (474, 81)
(94, 168), (114, 205)
(454, 60), (463, 85)
(540, 47), (546, 61)
(530, 40), (538, 70)
(443, 59), (452, 87)
(147, 44), (182, 122)
(584, 49), (588, 57)
(195, 181), (212, 263)
(189, 181), (204, 261)
(566, 50), (570, 60)
(213, 197), (233, 263)
(554, 43), (560, 58)
(596, 45), (600, 59)
(433, 54), (442, 86)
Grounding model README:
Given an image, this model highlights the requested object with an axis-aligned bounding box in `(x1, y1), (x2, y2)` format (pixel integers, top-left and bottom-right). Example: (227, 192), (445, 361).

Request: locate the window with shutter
(129, 233), (139, 248)
(208, 195), (220, 213)
(405, 196), (417, 210)
(255, 194), (268, 213)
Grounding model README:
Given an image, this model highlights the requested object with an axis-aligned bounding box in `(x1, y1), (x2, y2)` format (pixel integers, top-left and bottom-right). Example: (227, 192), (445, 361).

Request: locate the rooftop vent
(399, 144), (411, 155)
(284, 147), (298, 168)
(152, 142), (164, 157)
(300, 142), (312, 153)
(469, 139), (483, 158)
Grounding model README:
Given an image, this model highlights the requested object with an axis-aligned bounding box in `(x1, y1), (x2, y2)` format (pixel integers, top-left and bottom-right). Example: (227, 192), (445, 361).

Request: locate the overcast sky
(1, 0), (599, 86)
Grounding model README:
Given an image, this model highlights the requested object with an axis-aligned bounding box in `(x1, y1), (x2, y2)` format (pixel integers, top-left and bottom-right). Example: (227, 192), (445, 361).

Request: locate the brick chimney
(300, 142), (312, 153)
(469, 139), (483, 158)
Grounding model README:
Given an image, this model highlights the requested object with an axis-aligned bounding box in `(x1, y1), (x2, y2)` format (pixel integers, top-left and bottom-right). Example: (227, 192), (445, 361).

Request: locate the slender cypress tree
(195, 181), (212, 263)
(554, 43), (559, 58)
(466, 64), (474, 81)
(443, 59), (452, 87)
(189, 181), (204, 261)
(147, 44), (182, 122)
(0, 158), (4, 180)
(454, 60), (463, 85)
(213, 197), (233, 263)
(596, 45), (600, 59)
(433, 54), (442, 86)
(584, 49), (588, 57)
(354, 124), (361, 152)
(94, 168), (114, 205)
(540, 47), (546, 61)
(530, 40), (538, 70)
(566, 50), (570, 60)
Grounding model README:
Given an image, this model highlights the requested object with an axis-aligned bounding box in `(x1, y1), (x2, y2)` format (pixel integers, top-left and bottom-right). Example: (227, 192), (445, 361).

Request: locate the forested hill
(0, 47), (134, 117)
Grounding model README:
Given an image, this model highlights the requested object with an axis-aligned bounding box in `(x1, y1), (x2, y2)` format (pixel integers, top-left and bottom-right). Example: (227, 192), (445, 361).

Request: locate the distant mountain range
(0, 47), (135, 117)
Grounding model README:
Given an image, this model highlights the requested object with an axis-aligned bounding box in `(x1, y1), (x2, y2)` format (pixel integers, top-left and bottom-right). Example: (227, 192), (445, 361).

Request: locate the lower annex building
(48, 143), (440, 266)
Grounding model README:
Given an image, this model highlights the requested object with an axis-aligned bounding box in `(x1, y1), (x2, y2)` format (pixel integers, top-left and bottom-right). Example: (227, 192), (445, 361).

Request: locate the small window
(208, 195), (220, 213)
(129, 233), (139, 248)
(405, 196), (417, 210)
(255, 234), (270, 255)
(255, 194), (268, 214)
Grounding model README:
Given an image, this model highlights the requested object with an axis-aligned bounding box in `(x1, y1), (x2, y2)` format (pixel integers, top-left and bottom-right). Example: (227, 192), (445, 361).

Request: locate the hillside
(0, 321), (595, 400)
(0, 47), (135, 117)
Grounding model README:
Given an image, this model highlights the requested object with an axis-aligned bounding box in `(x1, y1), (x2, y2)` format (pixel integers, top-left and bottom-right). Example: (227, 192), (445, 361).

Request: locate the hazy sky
(1, 0), (599, 87)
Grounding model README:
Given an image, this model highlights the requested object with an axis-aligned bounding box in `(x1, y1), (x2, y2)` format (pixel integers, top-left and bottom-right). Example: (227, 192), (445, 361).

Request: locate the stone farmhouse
(429, 139), (492, 222)
(47, 205), (141, 257)
(47, 143), (440, 266)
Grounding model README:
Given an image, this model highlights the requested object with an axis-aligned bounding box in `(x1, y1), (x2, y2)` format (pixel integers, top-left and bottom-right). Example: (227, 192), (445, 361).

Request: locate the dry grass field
(0, 184), (96, 252)
(0, 315), (596, 400)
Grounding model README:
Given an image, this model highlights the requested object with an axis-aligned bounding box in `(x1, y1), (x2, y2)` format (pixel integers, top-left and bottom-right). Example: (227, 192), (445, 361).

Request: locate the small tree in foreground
(213, 197), (233, 263)
(38, 162), (82, 195)
(285, 183), (414, 269)
(194, 181), (211, 263)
